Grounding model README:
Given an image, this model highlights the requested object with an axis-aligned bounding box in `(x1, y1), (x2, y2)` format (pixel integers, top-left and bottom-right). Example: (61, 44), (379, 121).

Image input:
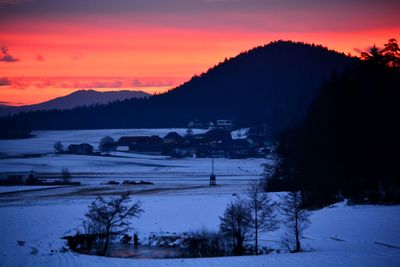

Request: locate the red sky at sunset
(0, 0), (399, 106)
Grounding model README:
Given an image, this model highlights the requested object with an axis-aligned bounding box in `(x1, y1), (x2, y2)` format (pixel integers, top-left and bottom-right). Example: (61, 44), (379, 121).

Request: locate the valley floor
(0, 130), (399, 266)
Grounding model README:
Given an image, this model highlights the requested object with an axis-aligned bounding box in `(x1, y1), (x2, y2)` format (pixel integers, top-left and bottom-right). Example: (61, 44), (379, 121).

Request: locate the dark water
(106, 243), (193, 259)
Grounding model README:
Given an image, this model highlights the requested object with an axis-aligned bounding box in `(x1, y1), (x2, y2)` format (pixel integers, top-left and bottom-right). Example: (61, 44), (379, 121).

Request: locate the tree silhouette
(280, 191), (310, 253)
(83, 193), (143, 256)
(274, 38), (400, 207)
(245, 180), (279, 254)
(219, 198), (251, 255)
(99, 136), (115, 155)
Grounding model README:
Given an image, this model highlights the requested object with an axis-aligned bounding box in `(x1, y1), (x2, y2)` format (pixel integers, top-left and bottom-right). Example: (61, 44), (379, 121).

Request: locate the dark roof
(163, 132), (182, 140)
(67, 143), (94, 154)
(206, 128), (232, 142)
(117, 135), (162, 145)
(68, 143), (93, 149)
(148, 135), (163, 144)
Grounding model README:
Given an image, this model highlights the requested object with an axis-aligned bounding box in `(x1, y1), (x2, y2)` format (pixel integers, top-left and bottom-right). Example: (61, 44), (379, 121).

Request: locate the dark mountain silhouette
(1, 41), (357, 134)
(0, 89), (149, 117)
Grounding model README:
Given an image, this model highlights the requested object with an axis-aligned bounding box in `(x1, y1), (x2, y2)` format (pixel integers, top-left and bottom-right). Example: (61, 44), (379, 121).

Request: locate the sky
(0, 0), (399, 106)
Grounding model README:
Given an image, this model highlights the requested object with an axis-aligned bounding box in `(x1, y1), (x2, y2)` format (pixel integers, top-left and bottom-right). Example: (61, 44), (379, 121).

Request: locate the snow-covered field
(1, 190), (399, 267)
(0, 128), (208, 156)
(0, 129), (399, 267)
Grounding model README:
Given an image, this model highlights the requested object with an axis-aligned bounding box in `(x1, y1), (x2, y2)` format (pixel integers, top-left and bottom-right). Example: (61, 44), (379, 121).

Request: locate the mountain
(1, 41), (357, 134)
(0, 89), (149, 117)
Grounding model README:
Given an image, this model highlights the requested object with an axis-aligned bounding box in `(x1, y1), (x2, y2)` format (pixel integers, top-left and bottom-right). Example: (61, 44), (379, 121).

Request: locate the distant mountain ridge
(1, 41), (358, 134)
(0, 89), (149, 117)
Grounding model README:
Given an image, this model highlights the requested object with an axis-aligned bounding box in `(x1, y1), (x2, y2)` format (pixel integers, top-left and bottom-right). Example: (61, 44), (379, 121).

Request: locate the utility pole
(210, 157), (216, 186)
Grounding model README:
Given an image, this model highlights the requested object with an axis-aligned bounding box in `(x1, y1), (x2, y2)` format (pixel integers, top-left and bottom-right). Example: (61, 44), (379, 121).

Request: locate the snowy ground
(0, 128), (208, 155)
(0, 190), (399, 267)
(0, 130), (399, 266)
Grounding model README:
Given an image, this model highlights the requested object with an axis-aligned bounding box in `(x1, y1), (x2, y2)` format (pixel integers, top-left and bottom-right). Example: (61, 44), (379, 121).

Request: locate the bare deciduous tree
(280, 191), (310, 253)
(83, 193), (143, 256)
(245, 180), (279, 254)
(219, 198), (251, 255)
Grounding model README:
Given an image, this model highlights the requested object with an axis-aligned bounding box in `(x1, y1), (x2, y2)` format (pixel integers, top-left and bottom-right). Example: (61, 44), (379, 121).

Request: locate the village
(63, 120), (272, 159)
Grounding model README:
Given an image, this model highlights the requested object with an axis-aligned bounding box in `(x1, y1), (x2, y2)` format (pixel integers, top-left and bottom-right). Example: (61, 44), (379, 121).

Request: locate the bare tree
(99, 136), (115, 155)
(280, 191), (310, 253)
(83, 193), (143, 256)
(53, 141), (64, 153)
(219, 198), (251, 255)
(245, 180), (279, 254)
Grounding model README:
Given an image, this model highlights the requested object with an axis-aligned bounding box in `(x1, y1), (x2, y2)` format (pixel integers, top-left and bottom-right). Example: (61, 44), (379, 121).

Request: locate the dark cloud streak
(36, 54), (45, 61)
(0, 0), (30, 8)
(0, 46), (19, 62)
(131, 79), (174, 87)
(0, 77), (12, 86)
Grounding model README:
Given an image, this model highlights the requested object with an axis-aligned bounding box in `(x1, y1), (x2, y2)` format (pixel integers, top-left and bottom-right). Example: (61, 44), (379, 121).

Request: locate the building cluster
(58, 122), (271, 159)
(115, 127), (270, 159)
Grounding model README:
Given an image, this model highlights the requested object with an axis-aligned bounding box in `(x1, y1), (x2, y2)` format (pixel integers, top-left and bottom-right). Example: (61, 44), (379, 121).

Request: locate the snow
(0, 130), (399, 267)
(231, 128), (249, 139)
(0, 185), (61, 194)
(0, 152), (267, 175)
(0, 191), (399, 267)
(0, 128), (207, 155)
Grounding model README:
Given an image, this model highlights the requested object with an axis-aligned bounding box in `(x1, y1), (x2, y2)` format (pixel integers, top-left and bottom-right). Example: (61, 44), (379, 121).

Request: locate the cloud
(7, 77), (179, 91)
(33, 79), (54, 88)
(11, 79), (29, 89)
(0, 0), (30, 8)
(0, 46), (19, 62)
(36, 54), (45, 61)
(69, 80), (123, 88)
(30, 79), (124, 89)
(71, 52), (84, 60)
(131, 79), (174, 87)
(0, 77), (11, 86)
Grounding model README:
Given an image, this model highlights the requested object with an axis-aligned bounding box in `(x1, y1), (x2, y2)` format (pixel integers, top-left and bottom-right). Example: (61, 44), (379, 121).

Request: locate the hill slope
(0, 89), (149, 117)
(1, 41), (357, 133)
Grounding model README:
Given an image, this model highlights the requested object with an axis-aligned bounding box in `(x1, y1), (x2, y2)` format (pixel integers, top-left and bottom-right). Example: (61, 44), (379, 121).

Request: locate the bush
(182, 229), (230, 257)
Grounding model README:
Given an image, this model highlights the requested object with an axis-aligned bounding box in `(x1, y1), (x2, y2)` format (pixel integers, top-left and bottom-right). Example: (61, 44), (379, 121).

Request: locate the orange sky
(0, 0), (399, 106)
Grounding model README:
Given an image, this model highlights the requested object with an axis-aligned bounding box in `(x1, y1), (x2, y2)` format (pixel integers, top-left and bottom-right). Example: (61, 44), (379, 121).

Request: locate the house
(227, 139), (254, 158)
(163, 132), (183, 145)
(216, 119), (233, 130)
(129, 135), (163, 153)
(161, 132), (184, 155)
(206, 128), (232, 144)
(67, 143), (94, 155)
(116, 135), (163, 153)
(116, 136), (150, 151)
